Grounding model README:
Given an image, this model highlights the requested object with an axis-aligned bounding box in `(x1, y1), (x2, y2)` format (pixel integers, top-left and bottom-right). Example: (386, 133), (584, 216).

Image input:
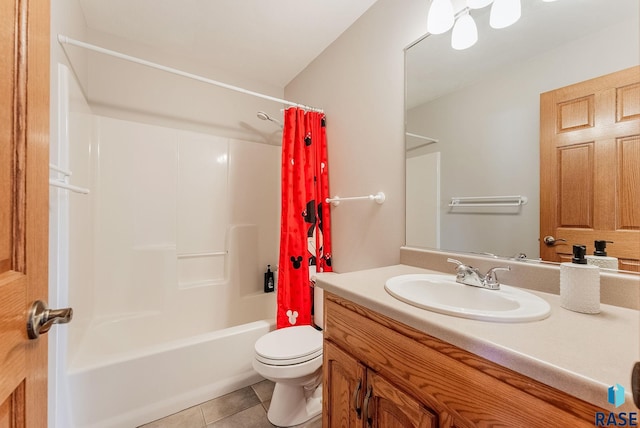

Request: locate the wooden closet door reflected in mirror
(540, 66), (640, 271)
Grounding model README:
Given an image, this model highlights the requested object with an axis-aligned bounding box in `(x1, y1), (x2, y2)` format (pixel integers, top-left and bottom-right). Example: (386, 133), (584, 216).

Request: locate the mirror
(405, 0), (639, 267)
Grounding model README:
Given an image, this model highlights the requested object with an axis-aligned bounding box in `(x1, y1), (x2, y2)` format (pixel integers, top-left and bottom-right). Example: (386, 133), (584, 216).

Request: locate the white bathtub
(67, 317), (274, 428)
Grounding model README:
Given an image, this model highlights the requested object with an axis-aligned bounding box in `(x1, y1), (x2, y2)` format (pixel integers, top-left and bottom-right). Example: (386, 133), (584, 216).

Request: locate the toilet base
(267, 382), (322, 427)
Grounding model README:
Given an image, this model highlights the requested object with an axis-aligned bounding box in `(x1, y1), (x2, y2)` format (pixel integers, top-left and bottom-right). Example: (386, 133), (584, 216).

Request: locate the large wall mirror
(405, 0), (639, 270)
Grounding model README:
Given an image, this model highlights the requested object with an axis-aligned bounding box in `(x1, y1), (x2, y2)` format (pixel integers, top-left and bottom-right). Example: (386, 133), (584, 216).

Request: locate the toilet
(253, 288), (324, 427)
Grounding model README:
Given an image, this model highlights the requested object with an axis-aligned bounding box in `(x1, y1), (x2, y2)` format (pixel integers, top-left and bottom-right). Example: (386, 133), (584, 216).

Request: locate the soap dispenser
(585, 240), (618, 270)
(264, 265), (275, 293)
(560, 245), (600, 314)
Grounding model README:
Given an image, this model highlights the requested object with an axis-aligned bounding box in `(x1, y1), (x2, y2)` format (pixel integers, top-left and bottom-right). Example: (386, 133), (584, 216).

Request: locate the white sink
(384, 274), (551, 322)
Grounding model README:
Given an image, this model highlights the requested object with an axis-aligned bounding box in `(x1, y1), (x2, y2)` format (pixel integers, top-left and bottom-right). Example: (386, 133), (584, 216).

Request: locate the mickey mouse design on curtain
(276, 107), (332, 329)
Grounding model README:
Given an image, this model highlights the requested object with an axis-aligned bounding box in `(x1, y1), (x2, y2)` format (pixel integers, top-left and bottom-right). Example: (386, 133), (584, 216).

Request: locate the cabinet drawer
(324, 293), (603, 427)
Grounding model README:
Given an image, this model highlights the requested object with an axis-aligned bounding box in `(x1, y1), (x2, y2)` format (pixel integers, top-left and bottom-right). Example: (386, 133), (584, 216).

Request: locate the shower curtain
(277, 107), (332, 329)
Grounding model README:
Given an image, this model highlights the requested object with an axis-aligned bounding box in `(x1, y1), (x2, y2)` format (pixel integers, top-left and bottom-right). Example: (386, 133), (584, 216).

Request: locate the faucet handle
(483, 266), (511, 288)
(447, 258), (464, 267)
(447, 258), (485, 287)
(447, 258), (470, 275)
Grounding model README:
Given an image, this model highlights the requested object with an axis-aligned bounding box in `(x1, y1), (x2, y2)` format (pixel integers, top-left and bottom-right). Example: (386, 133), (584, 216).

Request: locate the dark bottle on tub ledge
(264, 265), (275, 293)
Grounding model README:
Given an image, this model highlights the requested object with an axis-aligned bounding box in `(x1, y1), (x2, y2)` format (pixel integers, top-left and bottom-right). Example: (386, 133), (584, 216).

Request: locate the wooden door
(323, 341), (367, 428)
(364, 372), (437, 428)
(540, 66), (640, 271)
(0, 0), (50, 427)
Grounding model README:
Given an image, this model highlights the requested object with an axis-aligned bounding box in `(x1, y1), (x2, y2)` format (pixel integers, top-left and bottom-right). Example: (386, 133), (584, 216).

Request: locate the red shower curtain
(277, 107), (332, 329)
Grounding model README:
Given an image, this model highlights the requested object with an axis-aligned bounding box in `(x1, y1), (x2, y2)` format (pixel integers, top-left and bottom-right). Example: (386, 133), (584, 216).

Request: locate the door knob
(543, 235), (566, 246)
(27, 300), (73, 339)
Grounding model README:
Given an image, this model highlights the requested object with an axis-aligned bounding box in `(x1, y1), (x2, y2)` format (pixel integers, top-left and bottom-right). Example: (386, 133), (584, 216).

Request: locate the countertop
(315, 264), (639, 412)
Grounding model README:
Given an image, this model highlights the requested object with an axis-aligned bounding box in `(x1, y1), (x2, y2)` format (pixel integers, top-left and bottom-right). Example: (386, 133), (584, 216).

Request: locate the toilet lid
(255, 325), (322, 365)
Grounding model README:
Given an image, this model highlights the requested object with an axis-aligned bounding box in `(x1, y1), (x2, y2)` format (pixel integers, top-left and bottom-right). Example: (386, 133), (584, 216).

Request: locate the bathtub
(67, 316), (274, 428)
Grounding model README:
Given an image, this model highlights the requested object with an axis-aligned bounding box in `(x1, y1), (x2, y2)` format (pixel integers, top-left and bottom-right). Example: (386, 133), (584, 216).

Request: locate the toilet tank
(313, 286), (324, 329)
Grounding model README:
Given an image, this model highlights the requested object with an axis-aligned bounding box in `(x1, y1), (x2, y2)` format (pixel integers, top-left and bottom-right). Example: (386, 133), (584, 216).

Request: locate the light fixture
(451, 11), (478, 50)
(467, 0), (493, 9)
(427, 0), (532, 51)
(490, 0), (521, 29)
(427, 0), (455, 35)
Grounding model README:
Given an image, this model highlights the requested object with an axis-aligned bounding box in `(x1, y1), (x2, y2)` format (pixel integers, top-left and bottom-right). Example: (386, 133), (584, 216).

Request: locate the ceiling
(406, 0), (639, 109)
(78, 0), (379, 88)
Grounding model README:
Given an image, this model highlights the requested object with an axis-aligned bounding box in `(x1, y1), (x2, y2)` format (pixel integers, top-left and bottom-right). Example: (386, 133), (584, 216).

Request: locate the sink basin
(384, 274), (550, 322)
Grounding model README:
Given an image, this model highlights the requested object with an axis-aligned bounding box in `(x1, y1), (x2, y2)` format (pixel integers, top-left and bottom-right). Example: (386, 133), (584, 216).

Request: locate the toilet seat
(255, 325), (323, 366)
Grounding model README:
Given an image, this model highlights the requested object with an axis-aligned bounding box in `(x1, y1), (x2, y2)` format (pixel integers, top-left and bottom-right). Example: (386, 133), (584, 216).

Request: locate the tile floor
(138, 380), (322, 428)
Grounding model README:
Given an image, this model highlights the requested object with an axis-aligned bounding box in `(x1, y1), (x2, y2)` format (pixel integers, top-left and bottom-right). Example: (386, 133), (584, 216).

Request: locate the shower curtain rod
(58, 35), (323, 113)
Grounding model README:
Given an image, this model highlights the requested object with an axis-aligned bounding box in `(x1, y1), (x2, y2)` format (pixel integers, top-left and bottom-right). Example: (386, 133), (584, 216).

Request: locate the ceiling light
(427, 0), (455, 35)
(490, 0), (521, 29)
(467, 0), (494, 9)
(451, 11), (478, 50)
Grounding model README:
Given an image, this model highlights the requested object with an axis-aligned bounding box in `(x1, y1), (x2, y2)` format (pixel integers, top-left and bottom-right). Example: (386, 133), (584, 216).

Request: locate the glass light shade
(451, 12), (478, 50)
(489, 0), (521, 29)
(427, 0), (455, 35)
(467, 0), (494, 9)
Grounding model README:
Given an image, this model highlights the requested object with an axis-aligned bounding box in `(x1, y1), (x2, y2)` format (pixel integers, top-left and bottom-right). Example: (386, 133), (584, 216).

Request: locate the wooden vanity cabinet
(322, 292), (605, 428)
(324, 341), (437, 427)
(324, 341), (366, 427)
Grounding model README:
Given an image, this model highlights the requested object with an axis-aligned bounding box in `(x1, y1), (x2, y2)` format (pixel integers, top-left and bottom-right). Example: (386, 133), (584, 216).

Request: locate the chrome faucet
(447, 258), (511, 290)
(510, 252), (527, 260)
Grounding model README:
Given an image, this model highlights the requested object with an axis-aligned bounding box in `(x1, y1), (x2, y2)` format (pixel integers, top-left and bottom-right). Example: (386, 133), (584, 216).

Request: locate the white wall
(72, 115), (279, 336)
(406, 152), (440, 249)
(55, 65), (283, 427)
(285, 0), (428, 272)
(53, 0), (431, 318)
(65, 69), (95, 359)
(51, 6), (286, 427)
(75, 29), (287, 145)
(286, 1), (639, 270)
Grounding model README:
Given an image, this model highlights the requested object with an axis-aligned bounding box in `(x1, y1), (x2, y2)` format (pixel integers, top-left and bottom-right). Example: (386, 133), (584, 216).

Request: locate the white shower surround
(55, 69), (281, 427)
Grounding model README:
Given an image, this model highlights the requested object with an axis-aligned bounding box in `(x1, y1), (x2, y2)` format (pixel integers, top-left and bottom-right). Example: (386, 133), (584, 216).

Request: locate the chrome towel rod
(448, 195), (527, 207)
(326, 192), (386, 207)
(177, 251), (228, 259)
(405, 132), (439, 143)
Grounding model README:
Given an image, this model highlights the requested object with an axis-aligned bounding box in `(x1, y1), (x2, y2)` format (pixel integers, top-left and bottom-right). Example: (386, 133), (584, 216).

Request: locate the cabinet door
(324, 341), (367, 428)
(364, 372), (437, 428)
(439, 411), (468, 428)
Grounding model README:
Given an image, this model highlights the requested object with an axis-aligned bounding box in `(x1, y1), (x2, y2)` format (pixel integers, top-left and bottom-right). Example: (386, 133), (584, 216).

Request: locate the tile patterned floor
(139, 380), (322, 428)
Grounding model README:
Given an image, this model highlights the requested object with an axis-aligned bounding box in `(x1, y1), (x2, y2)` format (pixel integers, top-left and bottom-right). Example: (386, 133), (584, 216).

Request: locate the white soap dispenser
(560, 245), (600, 314)
(585, 240), (619, 270)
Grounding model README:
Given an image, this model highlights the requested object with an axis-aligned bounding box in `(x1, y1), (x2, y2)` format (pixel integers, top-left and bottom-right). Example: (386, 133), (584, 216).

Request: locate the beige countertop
(315, 264), (639, 412)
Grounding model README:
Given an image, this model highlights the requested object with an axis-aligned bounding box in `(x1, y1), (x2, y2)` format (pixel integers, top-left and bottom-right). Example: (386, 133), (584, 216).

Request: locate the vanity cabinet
(325, 341), (436, 427)
(322, 292), (605, 428)
(324, 341), (365, 427)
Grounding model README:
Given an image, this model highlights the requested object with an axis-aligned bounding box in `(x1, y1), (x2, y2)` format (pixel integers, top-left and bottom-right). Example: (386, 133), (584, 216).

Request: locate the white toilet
(253, 288), (324, 427)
